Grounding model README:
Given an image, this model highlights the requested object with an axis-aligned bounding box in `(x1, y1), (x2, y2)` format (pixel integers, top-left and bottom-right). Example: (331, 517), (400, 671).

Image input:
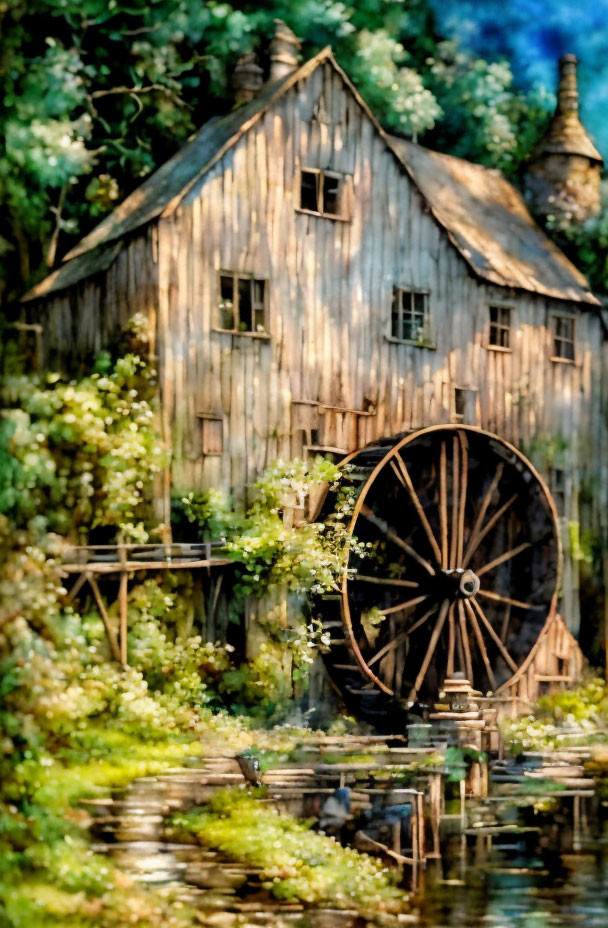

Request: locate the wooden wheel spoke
(355, 574), (419, 589)
(391, 453), (442, 564)
(477, 588), (543, 610)
(476, 541), (532, 577)
(368, 603), (438, 669)
(378, 594), (428, 616)
(470, 597), (518, 673)
(446, 602), (456, 676)
(456, 599), (473, 681)
(368, 631), (407, 668)
(449, 436), (460, 569)
(409, 599), (450, 700)
(462, 463), (504, 566)
(405, 602), (439, 637)
(456, 432), (468, 565)
(360, 504), (436, 576)
(462, 493), (518, 568)
(439, 441), (448, 569)
(463, 598), (497, 691)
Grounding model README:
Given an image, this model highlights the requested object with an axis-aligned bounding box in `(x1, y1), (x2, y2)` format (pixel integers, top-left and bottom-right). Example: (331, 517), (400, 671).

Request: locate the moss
(172, 789), (407, 914)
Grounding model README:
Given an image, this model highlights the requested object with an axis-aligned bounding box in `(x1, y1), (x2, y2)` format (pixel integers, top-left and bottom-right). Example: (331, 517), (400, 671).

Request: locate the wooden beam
(87, 573), (121, 663)
(361, 505), (435, 576)
(392, 453), (442, 564)
(476, 542), (532, 578)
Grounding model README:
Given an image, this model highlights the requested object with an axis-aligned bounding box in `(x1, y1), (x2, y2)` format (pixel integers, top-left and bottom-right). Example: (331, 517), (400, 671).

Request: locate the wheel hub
(438, 568), (480, 599)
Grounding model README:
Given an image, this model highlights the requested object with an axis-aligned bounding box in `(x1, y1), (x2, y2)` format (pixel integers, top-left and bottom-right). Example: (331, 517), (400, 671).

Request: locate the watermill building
(24, 26), (608, 703)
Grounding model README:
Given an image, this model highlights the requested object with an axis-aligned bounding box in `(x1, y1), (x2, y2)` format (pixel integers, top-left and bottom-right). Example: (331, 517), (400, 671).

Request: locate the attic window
(299, 168), (348, 219)
(390, 288), (430, 345)
(488, 304), (513, 349)
(551, 314), (575, 362)
(218, 272), (267, 334)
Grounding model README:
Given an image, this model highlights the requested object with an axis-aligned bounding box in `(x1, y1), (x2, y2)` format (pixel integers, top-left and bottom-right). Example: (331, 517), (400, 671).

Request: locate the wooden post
(428, 771), (442, 858)
(459, 778), (466, 831)
(417, 792), (425, 863)
(603, 553), (608, 681)
(118, 544), (129, 667)
(392, 820), (401, 856)
(573, 793), (581, 851)
(87, 574), (121, 663)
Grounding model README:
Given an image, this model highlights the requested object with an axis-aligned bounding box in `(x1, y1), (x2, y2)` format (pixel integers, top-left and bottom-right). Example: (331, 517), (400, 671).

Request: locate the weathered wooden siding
(31, 60), (607, 637)
(31, 227), (159, 367)
(152, 61), (606, 637)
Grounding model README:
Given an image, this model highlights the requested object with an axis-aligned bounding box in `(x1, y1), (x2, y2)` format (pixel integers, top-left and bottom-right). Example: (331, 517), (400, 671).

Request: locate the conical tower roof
(536, 54), (602, 163)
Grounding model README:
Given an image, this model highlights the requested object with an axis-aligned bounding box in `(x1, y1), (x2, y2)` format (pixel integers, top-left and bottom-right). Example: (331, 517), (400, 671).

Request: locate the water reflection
(418, 837), (608, 927)
(89, 768), (608, 928)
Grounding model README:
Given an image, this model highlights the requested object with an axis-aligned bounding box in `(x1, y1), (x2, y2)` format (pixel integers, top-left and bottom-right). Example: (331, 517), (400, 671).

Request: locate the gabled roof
(24, 48), (598, 306)
(388, 138), (599, 306)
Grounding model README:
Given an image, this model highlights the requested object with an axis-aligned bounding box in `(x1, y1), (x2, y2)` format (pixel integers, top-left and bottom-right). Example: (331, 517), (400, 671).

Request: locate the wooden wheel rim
(337, 424), (561, 701)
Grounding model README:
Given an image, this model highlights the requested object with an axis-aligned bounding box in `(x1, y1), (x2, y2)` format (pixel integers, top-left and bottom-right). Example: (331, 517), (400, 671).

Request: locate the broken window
(299, 168), (347, 218)
(488, 304), (512, 349)
(552, 314), (575, 362)
(218, 272), (267, 333)
(391, 288), (429, 344)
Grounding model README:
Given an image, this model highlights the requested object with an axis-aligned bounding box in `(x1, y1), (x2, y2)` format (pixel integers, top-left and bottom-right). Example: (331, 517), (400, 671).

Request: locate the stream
(86, 765), (608, 928)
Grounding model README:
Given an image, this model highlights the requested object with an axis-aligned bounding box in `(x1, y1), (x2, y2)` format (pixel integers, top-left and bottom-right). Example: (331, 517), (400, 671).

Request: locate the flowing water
(88, 766), (608, 928)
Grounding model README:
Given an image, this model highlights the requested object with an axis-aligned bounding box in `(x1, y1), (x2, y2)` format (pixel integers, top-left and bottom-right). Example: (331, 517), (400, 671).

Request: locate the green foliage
(568, 521), (594, 566)
(423, 41), (552, 171)
(503, 677), (608, 753)
(172, 789), (405, 911)
(178, 457), (370, 598)
(542, 179), (608, 292)
(1, 0), (555, 306)
(1, 315), (166, 542)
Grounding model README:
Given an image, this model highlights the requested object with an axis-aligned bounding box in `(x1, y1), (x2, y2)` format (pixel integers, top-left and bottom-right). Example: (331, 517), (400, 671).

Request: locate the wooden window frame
(487, 303), (513, 351)
(551, 313), (576, 364)
(388, 287), (433, 347)
(452, 386), (478, 425)
(297, 167), (351, 221)
(216, 271), (269, 336)
(197, 411), (223, 457)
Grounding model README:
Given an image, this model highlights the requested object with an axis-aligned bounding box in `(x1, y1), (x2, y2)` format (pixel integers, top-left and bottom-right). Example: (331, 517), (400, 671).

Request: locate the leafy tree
(1, 0), (553, 309)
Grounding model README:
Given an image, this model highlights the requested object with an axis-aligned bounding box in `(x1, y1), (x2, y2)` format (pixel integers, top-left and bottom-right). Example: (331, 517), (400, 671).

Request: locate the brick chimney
(232, 52), (264, 104)
(525, 55), (603, 223)
(269, 20), (301, 82)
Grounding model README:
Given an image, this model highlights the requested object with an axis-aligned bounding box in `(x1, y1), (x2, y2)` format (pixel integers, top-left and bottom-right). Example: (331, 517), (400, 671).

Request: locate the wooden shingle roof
(24, 49), (598, 306)
(388, 137), (599, 306)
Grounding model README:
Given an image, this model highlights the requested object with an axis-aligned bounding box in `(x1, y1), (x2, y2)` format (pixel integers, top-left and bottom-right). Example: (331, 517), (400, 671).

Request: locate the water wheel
(313, 425), (561, 728)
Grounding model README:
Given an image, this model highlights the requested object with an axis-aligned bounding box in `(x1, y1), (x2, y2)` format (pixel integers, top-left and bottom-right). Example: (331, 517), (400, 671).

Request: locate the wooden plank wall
(32, 61), (607, 635)
(32, 227), (159, 367)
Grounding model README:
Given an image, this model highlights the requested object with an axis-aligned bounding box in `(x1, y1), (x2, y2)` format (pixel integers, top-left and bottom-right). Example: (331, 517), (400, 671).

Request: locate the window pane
(391, 290), (401, 339)
(219, 275), (235, 329)
(238, 278), (253, 331)
(300, 170), (319, 211)
(488, 305), (511, 348)
(413, 292), (426, 314)
(553, 317), (575, 359)
(323, 174), (341, 215)
(253, 279), (266, 332)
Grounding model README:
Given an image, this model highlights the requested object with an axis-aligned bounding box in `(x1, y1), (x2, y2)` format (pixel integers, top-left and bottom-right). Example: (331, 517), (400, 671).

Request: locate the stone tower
(525, 54), (603, 223)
